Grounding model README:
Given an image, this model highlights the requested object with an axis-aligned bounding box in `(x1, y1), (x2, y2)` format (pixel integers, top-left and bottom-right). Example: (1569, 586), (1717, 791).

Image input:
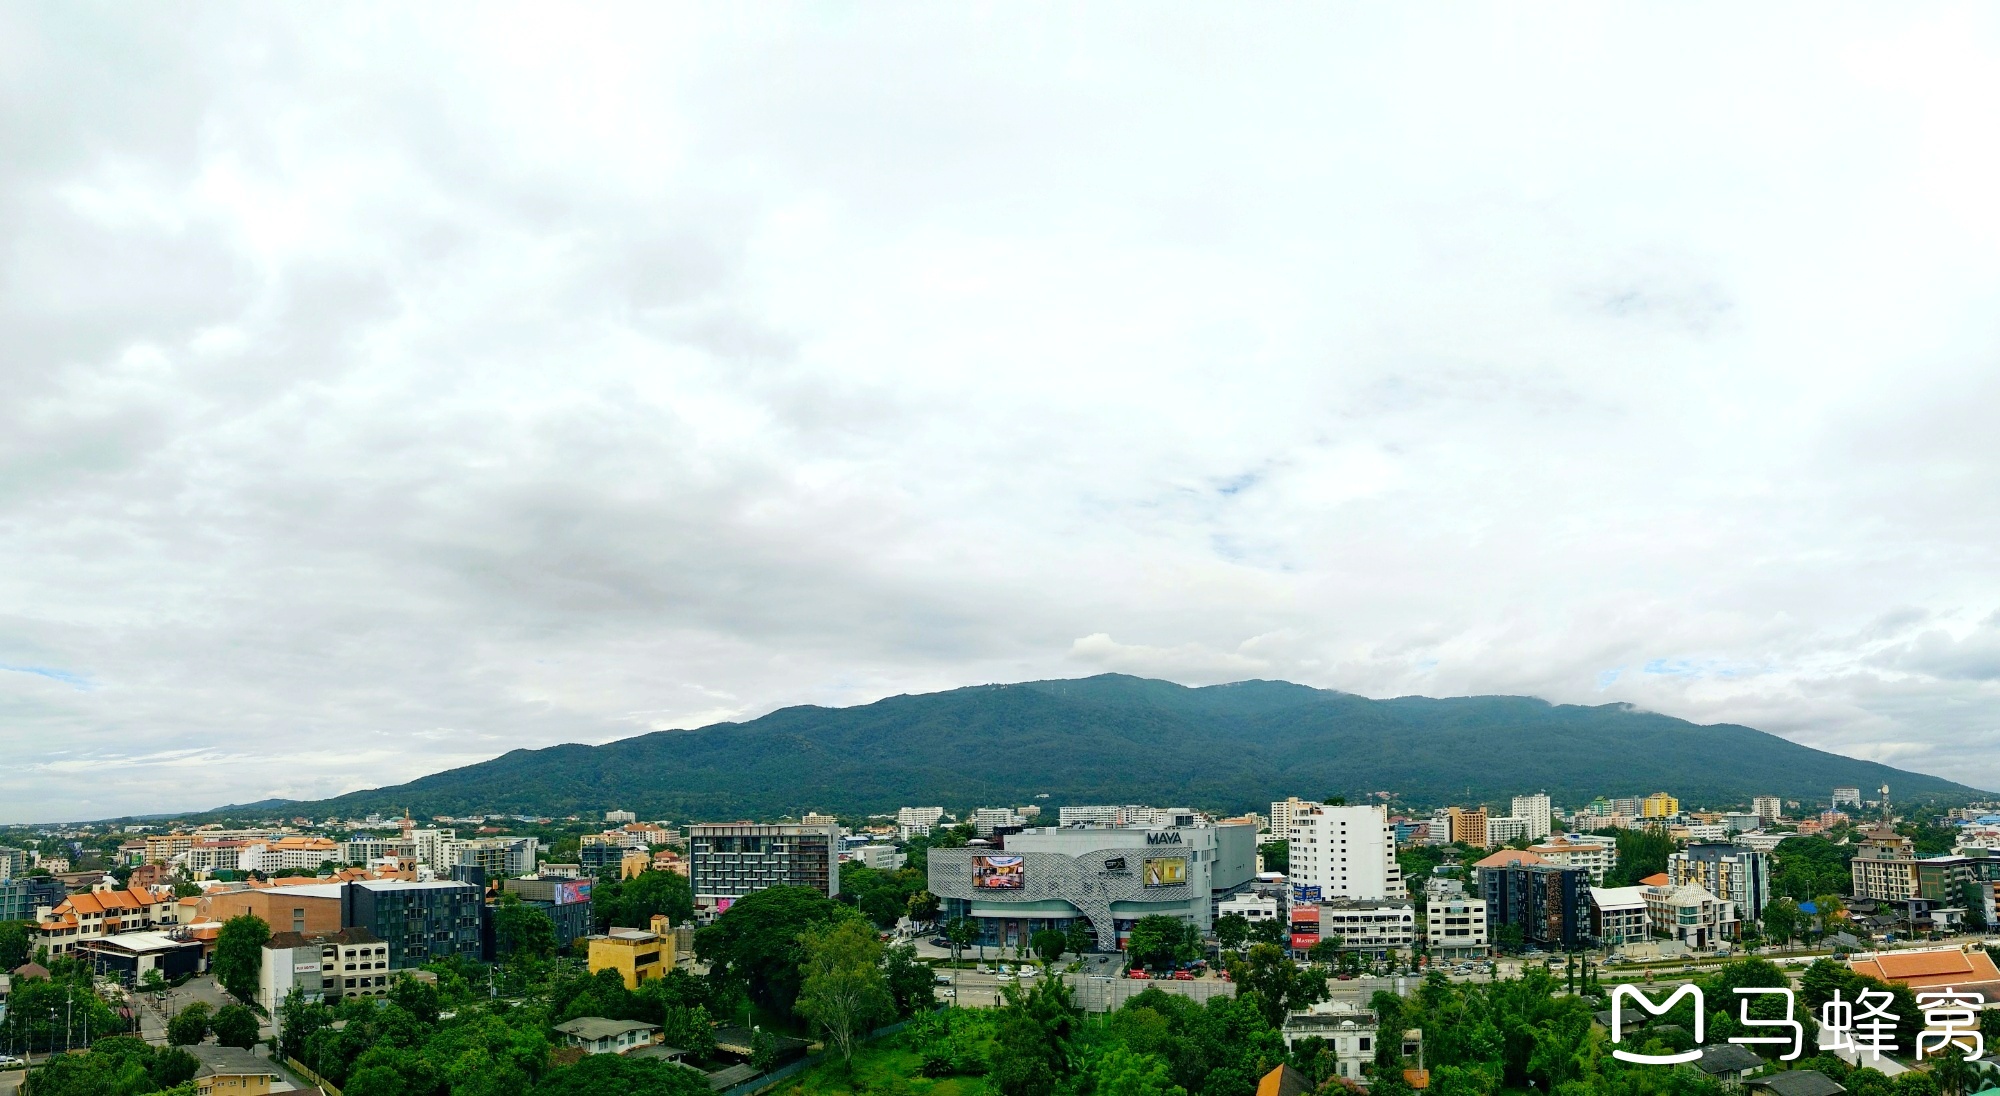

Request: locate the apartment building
(1752, 797), (1783, 824)
(0, 846), (28, 879)
(1668, 843), (1772, 922)
(36, 885), (177, 959)
(1288, 804), (1407, 901)
(1270, 798), (1318, 843)
(439, 836), (537, 879)
(606, 810), (637, 823)
(689, 822), (841, 908)
(1446, 807), (1490, 848)
(1477, 855), (1588, 949)
(1486, 816), (1531, 846)
(1588, 885), (1649, 946)
(1832, 788), (1862, 809)
(1643, 881), (1737, 949)
(1425, 878), (1488, 958)
(897, 806), (946, 839)
(199, 887), (343, 936)
(144, 833), (196, 865)
(1511, 795), (1553, 840)
(587, 923), (675, 989)
(240, 836), (341, 874)
(1526, 836), (1618, 885)
(1851, 829), (1920, 901)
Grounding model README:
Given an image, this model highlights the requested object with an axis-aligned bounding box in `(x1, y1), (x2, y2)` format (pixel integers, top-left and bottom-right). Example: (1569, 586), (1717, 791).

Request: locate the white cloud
(3, 4), (2000, 820)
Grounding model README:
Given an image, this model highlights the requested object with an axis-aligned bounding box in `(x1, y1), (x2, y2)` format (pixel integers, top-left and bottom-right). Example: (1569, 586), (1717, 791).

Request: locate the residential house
(554, 1017), (661, 1055)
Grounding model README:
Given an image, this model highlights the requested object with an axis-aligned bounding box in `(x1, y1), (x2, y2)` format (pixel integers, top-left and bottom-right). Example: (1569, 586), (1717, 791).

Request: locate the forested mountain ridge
(221, 674), (1982, 820)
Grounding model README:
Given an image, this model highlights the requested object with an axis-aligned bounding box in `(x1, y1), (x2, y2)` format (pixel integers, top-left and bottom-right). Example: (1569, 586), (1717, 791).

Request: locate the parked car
(931, 937), (951, 948)
(0, 1055), (22, 1067)
(1172, 970), (1196, 981)
(1127, 969), (1152, 980)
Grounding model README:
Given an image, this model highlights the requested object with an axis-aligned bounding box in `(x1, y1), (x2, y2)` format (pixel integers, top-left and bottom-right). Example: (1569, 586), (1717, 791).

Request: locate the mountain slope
(245, 675), (1984, 819)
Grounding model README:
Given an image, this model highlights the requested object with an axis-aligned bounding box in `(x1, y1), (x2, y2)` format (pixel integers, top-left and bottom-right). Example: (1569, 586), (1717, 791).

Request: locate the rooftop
(186, 1044), (281, 1079)
(554, 1017), (660, 1041)
(1745, 1071), (1846, 1096)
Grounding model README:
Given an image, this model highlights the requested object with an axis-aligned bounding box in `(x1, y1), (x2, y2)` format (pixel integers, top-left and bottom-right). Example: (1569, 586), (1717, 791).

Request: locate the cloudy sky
(4, 5), (2000, 822)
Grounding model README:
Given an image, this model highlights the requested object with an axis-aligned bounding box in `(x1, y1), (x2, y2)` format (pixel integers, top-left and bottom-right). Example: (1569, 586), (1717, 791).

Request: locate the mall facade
(928, 817), (1257, 950)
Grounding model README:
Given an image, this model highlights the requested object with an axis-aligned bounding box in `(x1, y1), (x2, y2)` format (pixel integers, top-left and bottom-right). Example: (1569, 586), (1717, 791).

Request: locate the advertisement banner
(716, 897), (735, 913)
(1292, 885), (1322, 902)
(1290, 933), (1320, 952)
(554, 880), (593, 906)
(1142, 857), (1188, 887)
(973, 854), (1025, 889)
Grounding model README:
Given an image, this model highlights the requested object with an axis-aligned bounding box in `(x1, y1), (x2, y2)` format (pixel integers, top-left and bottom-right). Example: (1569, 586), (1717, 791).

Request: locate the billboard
(1142, 857), (1187, 887)
(973, 854), (1025, 889)
(1290, 933), (1320, 952)
(554, 880), (593, 906)
(1291, 884), (1322, 902)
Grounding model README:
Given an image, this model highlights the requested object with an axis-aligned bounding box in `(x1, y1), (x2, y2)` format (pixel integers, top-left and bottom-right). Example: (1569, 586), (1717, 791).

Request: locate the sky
(4, 5), (2000, 823)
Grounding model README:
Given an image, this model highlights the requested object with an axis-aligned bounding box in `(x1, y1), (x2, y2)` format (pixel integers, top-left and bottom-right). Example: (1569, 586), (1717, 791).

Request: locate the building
(257, 927), (390, 1013)
(35, 885), (177, 959)
(688, 822), (840, 909)
(587, 924), (674, 989)
(240, 836), (342, 874)
(501, 877), (597, 949)
(0, 846), (27, 879)
(1527, 836), (1617, 885)
(1270, 798), (1319, 843)
(928, 818), (1256, 950)
(579, 837), (625, 877)
(1914, 856), (1981, 928)
(1752, 797), (1783, 824)
(1640, 793), (1680, 820)
(1318, 901), (1416, 959)
(555, 1016), (660, 1055)
(1477, 855), (1588, 949)
(1845, 945), (2000, 1001)
(81, 930), (206, 987)
(440, 836), (537, 879)
(1218, 893), (1281, 927)
(0, 876), (66, 923)
(1287, 805), (1407, 902)
(605, 810), (637, 824)
(199, 887), (343, 937)
(972, 808), (1030, 836)
(187, 1045), (284, 1096)
(307, 880), (486, 968)
(897, 806), (947, 838)
(1486, 816), (1531, 846)
(1511, 795), (1553, 841)
(144, 833), (197, 865)
(1850, 829), (1919, 901)
(1424, 878), (1488, 958)
(1446, 808), (1490, 848)
(1279, 1002), (1380, 1082)
(1587, 885), (1649, 946)
(1643, 882), (1737, 949)
(1832, 787), (1862, 809)
(1669, 843), (1772, 922)
(856, 844), (905, 872)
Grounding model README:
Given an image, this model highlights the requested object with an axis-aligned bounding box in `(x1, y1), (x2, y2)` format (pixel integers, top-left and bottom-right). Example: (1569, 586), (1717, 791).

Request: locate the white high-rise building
(1270, 798), (1315, 842)
(1287, 804), (1406, 900)
(605, 810), (637, 824)
(896, 807), (946, 839)
(1510, 794), (1553, 840)
(1486, 816), (1531, 846)
(1752, 796), (1783, 823)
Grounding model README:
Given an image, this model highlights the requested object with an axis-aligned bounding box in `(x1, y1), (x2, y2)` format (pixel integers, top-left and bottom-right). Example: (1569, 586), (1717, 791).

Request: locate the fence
(1073, 976), (1236, 1013)
(286, 1055), (343, 1096)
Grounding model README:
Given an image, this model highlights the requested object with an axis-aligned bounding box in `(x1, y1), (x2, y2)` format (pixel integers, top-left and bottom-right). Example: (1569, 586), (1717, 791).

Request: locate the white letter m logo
(1611, 984), (1705, 1064)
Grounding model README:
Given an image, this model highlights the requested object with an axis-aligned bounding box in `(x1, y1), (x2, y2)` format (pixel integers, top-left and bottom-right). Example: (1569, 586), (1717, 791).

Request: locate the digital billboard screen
(554, 881), (593, 906)
(972, 854), (1025, 889)
(1142, 857), (1187, 887)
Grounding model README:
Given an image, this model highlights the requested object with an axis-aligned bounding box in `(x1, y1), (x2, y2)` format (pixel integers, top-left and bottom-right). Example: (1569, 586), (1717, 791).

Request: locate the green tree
(1065, 920), (1094, 956)
(659, 1004), (719, 1059)
(213, 913), (272, 1005)
(1258, 840), (1289, 874)
(1228, 942), (1328, 1028)
(1214, 914), (1250, 954)
(495, 893), (560, 961)
(991, 977), (1081, 1096)
(1125, 915), (1198, 972)
(17, 1036), (198, 1096)
(210, 1003), (261, 1049)
(883, 943), (937, 1018)
(167, 1001), (213, 1046)
(593, 869), (695, 932)
(1492, 923), (1524, 954)
(694, 885), (850, 1018)
(1090, 1046), (1187, 1096)
(0, 919), (32, 969)
(279, 984), (331, 1063)
(943, 916), (978, 964)
(794, 918), (896, 1066)
(1031, 928), (1068, 967)
(1308, 936), (1345, 967)
(1762, 897), (1801, 944)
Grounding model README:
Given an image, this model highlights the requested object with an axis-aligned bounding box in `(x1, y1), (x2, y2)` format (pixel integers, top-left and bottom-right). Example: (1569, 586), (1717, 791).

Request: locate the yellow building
(587, 925), (674, 989)
(1641, 792), (1680, 819)
(189, 1046), (280, 1095)
(620, 851), (652, 880)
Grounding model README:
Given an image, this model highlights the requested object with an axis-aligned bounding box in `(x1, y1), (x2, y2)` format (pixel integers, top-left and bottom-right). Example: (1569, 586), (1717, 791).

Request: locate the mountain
(217, 675), (1984, 821)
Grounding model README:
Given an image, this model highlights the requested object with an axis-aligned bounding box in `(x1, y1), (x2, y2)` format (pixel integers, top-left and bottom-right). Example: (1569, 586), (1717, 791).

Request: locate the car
(1218, 970), (1233, 982)
(934, 974), (953, 985)
(1019, 968), (1039, 978)
(0, 1055), (22, 1067)
(931, 937), (951, 948)
(1127, 969), (1152, 979)
(1172, 970), (1195, 981)
(995, 972), (1015, 981)
(1337, 973), (1356, 980)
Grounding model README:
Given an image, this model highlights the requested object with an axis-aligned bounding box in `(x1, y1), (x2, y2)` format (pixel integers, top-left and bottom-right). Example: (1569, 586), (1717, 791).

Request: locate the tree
(1090, 1046), (1187, 1096)
(1308, 936), (1345, 967)
(658, 1004), (718, 1059)
(944, 916), (977, 965)
(991, 977), (1081, 1096)
(1215, 914), (1250, 954)
(907, 890), (942, 924)
(279, 985), (331, 1064)
(168, 1001), (213, 1046)
(1125, 916), (1199, 972)
(0, 919), (33, 969)
(496, 893), (559, 961)
(1492, 923), (1524, 954)
(213, 914), (272, 1005)
(1031, 928), (1068, 967)
(210, 1003), (261, 1049)
(1762, 898), (1801, 945)
(1229, 942), (1328, 1028)
(694, 886), (850, 1019)
(1259, 840), (1290, 875)
(883, 943), (937, 1018)
(593, 870), (696, 933)
(794, 918), (895, 1066)
(1065, 920), (1094, 956)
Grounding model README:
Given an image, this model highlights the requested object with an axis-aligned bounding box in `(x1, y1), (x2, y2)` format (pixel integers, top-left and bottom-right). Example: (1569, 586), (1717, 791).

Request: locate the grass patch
(767, 1042), (992, 1096)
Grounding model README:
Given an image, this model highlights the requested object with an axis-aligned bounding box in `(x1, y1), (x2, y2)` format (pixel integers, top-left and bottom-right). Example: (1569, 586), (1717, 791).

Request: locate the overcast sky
(4, 5), (2000, 823)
